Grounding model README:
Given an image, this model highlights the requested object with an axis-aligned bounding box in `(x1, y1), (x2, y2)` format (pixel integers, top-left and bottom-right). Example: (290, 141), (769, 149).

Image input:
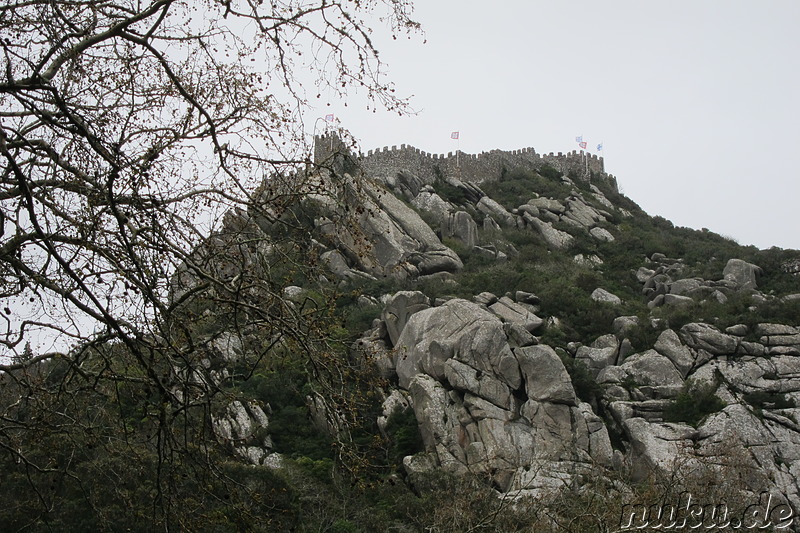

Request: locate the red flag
(325, 114), (335, 122)
(451, 131), (459, 140)
(579, 141), (587, 149)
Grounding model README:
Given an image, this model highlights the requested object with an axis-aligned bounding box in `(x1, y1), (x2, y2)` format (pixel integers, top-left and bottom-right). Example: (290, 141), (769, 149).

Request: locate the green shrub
(342, 303), (382, 336)
(756, 247), (800, 296)
(240, 367), (334, 460)
(433, 179), (469, 205)
(331, 519), (359, 533)
(537, 164), (563, 181)
(482, 166), (574, 209)
(663, 380), (725, 427)
(384, 407), (424, 467)
(559, 354), (602, 404)
(624, 318), (662, 353)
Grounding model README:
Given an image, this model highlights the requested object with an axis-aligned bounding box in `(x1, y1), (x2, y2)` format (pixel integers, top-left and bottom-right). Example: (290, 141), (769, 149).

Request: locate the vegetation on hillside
(3, 156), (799, 529)
(4, 0), (798, 528)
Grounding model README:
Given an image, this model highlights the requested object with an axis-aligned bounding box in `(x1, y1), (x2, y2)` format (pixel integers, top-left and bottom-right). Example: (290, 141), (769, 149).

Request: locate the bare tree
(0, 0), (417, 528)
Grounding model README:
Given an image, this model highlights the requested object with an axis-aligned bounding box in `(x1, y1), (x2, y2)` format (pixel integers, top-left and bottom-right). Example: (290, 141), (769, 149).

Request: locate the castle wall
(314, 134), (612, 189)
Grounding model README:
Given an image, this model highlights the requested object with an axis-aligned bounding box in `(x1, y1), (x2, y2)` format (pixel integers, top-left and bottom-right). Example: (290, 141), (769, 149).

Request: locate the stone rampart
(314, 134), (614, 190)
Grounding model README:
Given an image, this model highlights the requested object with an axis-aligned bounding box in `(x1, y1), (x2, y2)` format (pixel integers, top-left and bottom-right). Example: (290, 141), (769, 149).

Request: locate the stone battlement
(314, 133), (614, 189)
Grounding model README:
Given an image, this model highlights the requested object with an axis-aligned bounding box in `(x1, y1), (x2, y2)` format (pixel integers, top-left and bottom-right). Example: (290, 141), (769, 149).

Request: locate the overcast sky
(318, 0), (800, 251)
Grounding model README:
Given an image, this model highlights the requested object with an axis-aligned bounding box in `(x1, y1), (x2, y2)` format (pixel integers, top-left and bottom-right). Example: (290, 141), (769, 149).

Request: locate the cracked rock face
(309, 176), (464, 279)
(212, 400), (274, 465)
(444, 211), (479, 248)
(381, 291), (431, 347)
(378, 292), (800, 510)
(593, 318), (800, 514)
(385, 298), (612, 493)
(393, 299), (520, 391)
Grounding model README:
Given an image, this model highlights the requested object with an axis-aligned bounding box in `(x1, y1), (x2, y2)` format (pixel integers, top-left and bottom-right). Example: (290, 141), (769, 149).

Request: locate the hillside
(4, 136), (800, 531)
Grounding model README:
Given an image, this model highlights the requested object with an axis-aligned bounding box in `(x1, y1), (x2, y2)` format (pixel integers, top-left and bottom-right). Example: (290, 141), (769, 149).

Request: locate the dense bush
(624, 316), (663, 352)
(384, 407), (424, 468)
(663, 380), (726, 427)
(482, 166), (575, 209)
(560, 353), (603, 404)
(432, 179), (469, 205)
(240, 365), (334, 461)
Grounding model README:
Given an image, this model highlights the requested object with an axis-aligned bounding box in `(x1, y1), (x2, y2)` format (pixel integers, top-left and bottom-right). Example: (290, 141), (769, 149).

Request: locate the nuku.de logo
(619, 491), (794, 530)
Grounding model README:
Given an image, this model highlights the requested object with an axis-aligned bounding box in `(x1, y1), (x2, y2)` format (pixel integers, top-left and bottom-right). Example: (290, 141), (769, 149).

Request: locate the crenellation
(313, 133), (612, 190)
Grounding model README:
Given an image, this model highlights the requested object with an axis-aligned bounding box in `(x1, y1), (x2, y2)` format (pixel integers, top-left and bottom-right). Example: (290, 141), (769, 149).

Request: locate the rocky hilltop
(196, 136), (800, 530)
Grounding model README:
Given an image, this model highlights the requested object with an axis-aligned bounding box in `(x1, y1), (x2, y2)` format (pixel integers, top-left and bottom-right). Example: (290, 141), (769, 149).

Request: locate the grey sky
(320, 1), (800, 250)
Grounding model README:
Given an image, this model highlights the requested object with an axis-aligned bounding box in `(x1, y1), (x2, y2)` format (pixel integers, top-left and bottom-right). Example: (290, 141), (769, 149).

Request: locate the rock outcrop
(365, 298), (613, 494)
(353, 276), (800, 512)
(723, 258), (763, 290)
(592, 317), (800, 512)
(444, 211), (479, 248)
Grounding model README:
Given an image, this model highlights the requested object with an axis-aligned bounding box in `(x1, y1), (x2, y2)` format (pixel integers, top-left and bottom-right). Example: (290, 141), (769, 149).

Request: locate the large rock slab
(526, 217), (574, 249)
(408, 374), (468, 465)
(321, 179), (464, 278)
(591, 288), (622, 305)
(755, 323), (799, 336)
(527, 197), (565, 214)
(563, 197), (606, 228)
(761, 334), (800, 347)
(663, 294), (694, 307)
(381, 291), (430, 346)
(515, 345), (577, 405)
(394, 299), (520, 390)
(722, 258), (762, 290)
(577, 402), (614, 467)
(654, 329), (695, 378)
(411, 190), (452, 223)
(212, 400), (272, 465)
(381, 170), (428, 199)
(679, 322), (739, 355)
(476, 196), (515, 227)
(623, 418), (697, 482)
(589, 227), (615, 242)
(489, 296), (544, 332)
(443, 359), (512, 410)
(698, 406), (800, 508)
(669, 278), (704, 296)
(576, 345), (619, 378)
(444, 211), (478, 248)
(519, 400), (580, 460)
(618, 349), (685, 399)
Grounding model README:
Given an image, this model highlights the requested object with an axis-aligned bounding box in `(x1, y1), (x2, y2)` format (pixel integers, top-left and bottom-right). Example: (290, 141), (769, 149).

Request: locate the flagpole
(597, 140), (604, 174)
(451, 131), (460, 172)
(322, 113), (336, 150)
(576, 134), (589, 179)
